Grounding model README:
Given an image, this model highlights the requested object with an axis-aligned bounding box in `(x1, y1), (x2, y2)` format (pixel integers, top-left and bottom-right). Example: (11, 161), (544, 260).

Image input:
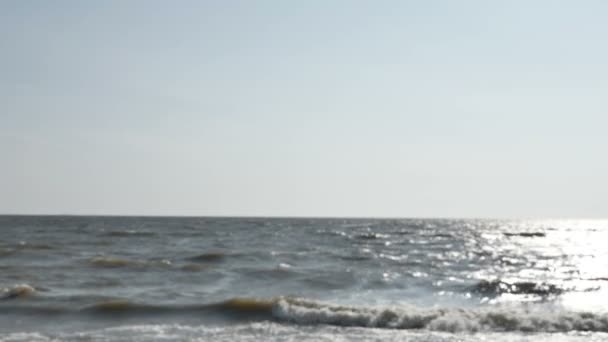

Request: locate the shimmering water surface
(2, 216), (608, 341)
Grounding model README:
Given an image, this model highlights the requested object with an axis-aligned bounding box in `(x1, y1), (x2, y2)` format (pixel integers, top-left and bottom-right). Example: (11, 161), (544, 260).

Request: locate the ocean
(1, 216), (608, 341)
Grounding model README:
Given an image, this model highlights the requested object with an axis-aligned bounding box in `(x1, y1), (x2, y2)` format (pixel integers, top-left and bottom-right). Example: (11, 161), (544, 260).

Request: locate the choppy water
(2, 216), (608, 341)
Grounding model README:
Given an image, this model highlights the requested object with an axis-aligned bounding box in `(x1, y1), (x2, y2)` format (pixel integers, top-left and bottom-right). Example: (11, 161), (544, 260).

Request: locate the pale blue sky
(1, 1), (607, 218)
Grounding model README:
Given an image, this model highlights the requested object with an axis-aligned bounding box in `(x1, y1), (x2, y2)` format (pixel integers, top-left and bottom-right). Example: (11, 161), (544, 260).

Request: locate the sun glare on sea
(536, 220), (608, 312)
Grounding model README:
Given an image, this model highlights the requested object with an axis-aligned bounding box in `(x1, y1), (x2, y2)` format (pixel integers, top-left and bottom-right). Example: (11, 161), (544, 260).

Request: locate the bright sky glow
(1, 1), (607, 217)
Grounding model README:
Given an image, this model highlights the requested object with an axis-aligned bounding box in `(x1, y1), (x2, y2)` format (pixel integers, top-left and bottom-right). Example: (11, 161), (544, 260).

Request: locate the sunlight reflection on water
(476, 220), (608, 312)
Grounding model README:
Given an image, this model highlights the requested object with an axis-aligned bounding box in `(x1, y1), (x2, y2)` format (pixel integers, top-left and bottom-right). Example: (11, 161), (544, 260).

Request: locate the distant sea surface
(2, 216), (608, 341)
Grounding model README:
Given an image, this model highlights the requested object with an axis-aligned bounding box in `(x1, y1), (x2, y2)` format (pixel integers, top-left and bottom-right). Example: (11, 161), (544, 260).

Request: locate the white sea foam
(2, 323), (608, 342)
(271, 297), (608, 333)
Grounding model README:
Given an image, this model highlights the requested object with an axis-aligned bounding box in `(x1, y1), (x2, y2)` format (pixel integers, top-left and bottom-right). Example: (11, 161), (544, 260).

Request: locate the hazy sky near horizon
(2, 1), (607, 218)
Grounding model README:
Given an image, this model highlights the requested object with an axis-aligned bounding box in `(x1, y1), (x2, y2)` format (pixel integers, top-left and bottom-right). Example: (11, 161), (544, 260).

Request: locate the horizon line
(0, 213), (606, 221)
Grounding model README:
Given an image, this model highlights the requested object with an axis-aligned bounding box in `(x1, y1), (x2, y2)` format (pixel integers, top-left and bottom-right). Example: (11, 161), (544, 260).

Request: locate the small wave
(0, 243), (54, 256)
(90, 257), (135, 268)
(103, 230), (156, 237)
(241, 267), (295, 280)
(430, 233), (453, 238)
(81, 300), (209, 316)
(81, 300), (199, 316)
(6, 241), (55, 250)
(89, 257), (171, 269)
(186, 252), (228, 263)
(389, 230), (414, 235)
(338, 254), (372, 261)
(85, 300), (139, 313)
(81, 298), (275, 321)
(215, 298), (274, 314)
(503, 232), (546, 238)
(584, 277), (608, 281)
(353, 232), (390, 240)
(0, 248), (16, 258)
(319, 230), (348, 237)
(472, 280), (564, 296)
(0, 284), (36, 300)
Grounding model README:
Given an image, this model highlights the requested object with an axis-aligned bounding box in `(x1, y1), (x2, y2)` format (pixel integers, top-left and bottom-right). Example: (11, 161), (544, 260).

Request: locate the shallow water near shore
(2, 216), (608, 341)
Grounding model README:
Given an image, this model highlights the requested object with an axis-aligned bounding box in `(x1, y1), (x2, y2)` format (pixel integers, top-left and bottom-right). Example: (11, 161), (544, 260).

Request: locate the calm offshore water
(2, 216), (608, 341)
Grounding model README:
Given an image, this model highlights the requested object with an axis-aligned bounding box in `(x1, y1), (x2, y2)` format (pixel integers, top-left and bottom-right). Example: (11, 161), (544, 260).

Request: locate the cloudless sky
(1, 0), (607, 218)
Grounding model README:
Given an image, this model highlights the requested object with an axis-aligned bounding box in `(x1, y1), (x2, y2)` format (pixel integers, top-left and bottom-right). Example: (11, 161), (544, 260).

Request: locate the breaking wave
(4, 296), (608, 333)
(270, 297), (608, 333)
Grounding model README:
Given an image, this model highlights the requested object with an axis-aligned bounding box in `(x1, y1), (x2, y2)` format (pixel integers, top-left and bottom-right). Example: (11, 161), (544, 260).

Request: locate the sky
(1, 0), (607, 218)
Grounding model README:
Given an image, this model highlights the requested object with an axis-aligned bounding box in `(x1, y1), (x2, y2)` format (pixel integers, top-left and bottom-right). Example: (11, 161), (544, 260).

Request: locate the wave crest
(1, 284), (36, 300)
(270, 297), (608, 333)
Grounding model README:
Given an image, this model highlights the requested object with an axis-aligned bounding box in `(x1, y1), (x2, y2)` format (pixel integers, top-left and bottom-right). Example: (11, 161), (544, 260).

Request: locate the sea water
(2, 216), (608, 341)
